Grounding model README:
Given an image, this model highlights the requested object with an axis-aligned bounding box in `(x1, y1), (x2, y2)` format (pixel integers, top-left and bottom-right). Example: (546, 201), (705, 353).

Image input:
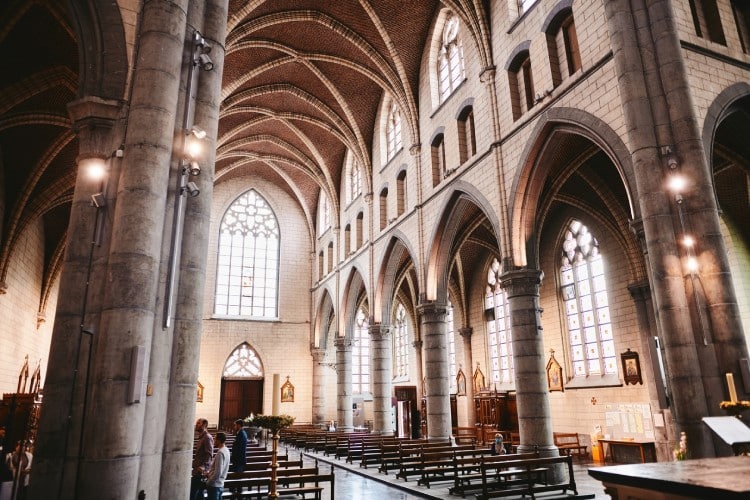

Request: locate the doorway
(219, 379), (263, 430)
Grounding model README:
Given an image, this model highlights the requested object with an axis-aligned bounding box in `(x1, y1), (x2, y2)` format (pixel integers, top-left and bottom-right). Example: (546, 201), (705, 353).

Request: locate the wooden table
(588, 455), (750, 500)
(598, 438), (656, 464)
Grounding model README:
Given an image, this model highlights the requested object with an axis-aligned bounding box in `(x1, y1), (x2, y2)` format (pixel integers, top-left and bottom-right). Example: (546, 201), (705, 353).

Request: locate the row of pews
(281, 426), (582, 499)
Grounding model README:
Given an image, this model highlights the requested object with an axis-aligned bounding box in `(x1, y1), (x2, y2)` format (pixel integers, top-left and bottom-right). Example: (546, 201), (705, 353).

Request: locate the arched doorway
(219, 343), (265, 430)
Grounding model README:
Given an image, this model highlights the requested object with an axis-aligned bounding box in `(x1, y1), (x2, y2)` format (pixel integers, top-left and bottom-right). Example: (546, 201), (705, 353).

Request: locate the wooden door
(219, 379), (263, 430)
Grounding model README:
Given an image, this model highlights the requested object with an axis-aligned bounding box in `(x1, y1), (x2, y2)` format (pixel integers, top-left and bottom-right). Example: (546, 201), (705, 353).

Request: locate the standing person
(205, 432), (230, 500)
(0, 427), (11, 500)
(230, 419), (247, 473)
(190, 418), (214, 500)
(6, 441), (32, 500)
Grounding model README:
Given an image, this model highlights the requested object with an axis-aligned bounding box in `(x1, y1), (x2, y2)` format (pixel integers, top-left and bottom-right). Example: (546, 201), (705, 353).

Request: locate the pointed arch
(223, 342), (265, 379)
(374, 233), (420, 324)
(508, 108), (636, 268)
(425, 181), (502, 301)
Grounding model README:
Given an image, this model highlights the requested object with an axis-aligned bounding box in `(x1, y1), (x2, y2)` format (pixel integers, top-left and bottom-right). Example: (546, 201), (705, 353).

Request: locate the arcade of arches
(0, 0), (749, 498)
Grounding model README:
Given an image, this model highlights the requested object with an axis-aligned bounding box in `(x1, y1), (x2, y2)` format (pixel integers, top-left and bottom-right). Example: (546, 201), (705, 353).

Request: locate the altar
(588, 456), (750, 500)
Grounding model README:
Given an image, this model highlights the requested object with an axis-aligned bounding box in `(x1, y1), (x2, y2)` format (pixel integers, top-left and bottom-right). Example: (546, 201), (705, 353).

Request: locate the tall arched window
(215, 189), (279, 318)
(345, 155), (362, 206)
(560, 220), (617, 378)
(447, 297), (457, 391)
(386, 103), (402, 161)
(393, 303), (408, 378)
(353, 307), (370, 394)
(438, 11), (465, 102)
(486, 258), (513, 387)
(318, 193), (331, 236)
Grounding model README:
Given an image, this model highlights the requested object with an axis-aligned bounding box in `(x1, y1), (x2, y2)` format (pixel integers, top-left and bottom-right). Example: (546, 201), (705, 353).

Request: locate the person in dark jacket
(230, 419), (248, 472)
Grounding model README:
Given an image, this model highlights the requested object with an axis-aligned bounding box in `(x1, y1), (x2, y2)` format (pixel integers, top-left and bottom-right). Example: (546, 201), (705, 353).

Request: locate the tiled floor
(277, 448), (611, 499)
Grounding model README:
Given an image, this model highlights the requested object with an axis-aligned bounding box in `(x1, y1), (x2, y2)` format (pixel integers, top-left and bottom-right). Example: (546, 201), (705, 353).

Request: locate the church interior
(1, 0), (749, 498)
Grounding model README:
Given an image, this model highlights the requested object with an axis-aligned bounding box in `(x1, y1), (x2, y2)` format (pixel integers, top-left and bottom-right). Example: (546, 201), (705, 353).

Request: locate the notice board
(604, 402), (655, 440)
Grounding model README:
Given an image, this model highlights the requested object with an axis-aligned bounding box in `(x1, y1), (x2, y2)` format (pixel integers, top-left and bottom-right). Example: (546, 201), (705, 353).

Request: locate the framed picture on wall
(196, 380), (204, 402)
(456, 368), (467, 396)
(281, 376), (295, 402)
(621, 348), (643, 385)
(546, 350), (564, 392)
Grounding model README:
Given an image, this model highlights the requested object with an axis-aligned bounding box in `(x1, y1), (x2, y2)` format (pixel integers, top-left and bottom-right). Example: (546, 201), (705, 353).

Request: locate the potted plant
(244, 414), (295, 499)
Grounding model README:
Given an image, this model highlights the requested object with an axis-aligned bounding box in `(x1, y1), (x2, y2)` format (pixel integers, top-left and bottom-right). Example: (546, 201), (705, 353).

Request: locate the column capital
(368, 323), (392, 340)
(629, 217), (648, 254)
(500, 268), (543, 298)
(67, 96), (123, 159)
(310, 347), (327, 363)
(479, 65), (496, 84)
(334, 337), (353, 350)
(458, 327), (473, 339)
(417, 300), (448, 320)
(627, 281), (651, 302)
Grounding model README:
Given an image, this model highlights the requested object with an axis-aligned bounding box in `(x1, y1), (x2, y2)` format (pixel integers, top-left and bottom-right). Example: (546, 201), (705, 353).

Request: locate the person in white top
(205, 432), (230, 500)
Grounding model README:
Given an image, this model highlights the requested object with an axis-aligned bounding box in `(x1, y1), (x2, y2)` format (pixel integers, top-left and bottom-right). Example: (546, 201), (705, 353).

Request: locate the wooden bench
(417, 446), (487, 487)
(449, 452), (539, 496)
(475, 454), (578, 499)
(223, 466), (334, 499)
(453, 426), (479, 446)
(553, 432), (588, 460)
(395, 443), (474, 481)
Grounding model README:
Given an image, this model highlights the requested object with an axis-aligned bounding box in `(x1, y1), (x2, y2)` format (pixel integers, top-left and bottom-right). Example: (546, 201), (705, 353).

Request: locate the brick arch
(508, 107), (635, 268)
(314, 289), (335, 348)
(340, 266), (368, 338)
(374, 233), (419, 324)
(70, 0), (128, 99)
(701, 82), (750, 168)
(425, 180), (502, 302)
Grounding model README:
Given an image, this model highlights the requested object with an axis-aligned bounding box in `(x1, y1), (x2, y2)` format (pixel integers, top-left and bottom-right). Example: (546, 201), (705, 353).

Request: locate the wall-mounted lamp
(193, 32), (214, 71)
(90, 193), (106, 208)
(185, 161), (201, 176)
(183, 181), (200, 198)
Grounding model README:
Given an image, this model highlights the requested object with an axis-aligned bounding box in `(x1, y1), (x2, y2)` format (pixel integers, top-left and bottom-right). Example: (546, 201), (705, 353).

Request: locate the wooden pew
(448, 452), (538, 496)
(553, 432), (588, 460)
(223, 465), (334, 499)
(475, 454), (578, 499)
(453, 426), (479, 445)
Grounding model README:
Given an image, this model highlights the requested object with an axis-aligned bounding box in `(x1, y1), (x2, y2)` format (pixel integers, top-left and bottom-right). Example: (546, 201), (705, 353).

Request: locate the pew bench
(448, 452), (538, 497)
(553, 432), (588, 460)
(474, 454), (578, 499)
(223, 467), (334, 499)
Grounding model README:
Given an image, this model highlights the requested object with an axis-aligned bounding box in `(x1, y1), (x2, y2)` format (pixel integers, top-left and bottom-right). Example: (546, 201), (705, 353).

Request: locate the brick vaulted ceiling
(220, 1), (439, 220)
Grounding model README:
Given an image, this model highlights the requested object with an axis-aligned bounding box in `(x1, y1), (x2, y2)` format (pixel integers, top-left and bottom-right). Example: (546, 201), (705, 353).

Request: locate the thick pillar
(158, 1), (227, 498)
(369, 324), (393, 435)
(501, 269), (557, 458)
(417, 302), (451, 440)
(458, 327), (476, 425)
(30, 97), (122, 500)
(604, 0), (748, 457)
(335, 337), (353, 431)
(311, 349), (327, 425)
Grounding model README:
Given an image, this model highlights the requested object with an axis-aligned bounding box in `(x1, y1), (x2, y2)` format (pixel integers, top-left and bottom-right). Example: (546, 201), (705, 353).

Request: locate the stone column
(458, 327), (476, 425)
(412, 339), (424, 401)
(369, 324), (393, 435)
(311, 348), (327, 425)
(604, 0), (748, 457)
(30, 97), (122, 500)
(500, 269), (556, 458)
(335, 337), (353, 431)
(417, 302), (451, 440)
(157, 2), (227, 497)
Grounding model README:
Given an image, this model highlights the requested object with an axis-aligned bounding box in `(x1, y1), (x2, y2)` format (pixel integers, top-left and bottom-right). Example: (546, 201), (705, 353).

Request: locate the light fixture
(87, 160), (107, 181)
(90, 193), (105, 208)
(186, 161), (201, 176)
(190, 126), (207, 140)
(686, 257), (699, 274)
(667, 174), (687, 194)
(194, 32), (211, 53)
(197, 53), (214, 71)
(184, 181), (200, 198)
(682, 235), (695, 248)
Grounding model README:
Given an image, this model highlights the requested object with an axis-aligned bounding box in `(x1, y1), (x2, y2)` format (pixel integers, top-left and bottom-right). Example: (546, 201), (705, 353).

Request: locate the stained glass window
(394, 303), (408, 378)
(386, 103), (402, 161)
(223, 342), (264, 378)
(353, 307), (370, 394)
(560, 220), (618, 377)
(215, 189), (279, 318)
(486, 258), (513, 386)
(438, 11), (465, 102)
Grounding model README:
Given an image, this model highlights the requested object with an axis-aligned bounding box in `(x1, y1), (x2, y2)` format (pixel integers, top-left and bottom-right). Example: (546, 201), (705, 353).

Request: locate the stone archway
(219, 343), (265, 430)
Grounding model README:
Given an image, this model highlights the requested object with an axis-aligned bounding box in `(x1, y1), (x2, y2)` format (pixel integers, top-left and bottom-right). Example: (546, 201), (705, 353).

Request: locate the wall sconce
(185, 161), (201, 176)
(193, 32), (214, 71)
(90, 192), (106, 208)
(183, 181), (200, 198)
